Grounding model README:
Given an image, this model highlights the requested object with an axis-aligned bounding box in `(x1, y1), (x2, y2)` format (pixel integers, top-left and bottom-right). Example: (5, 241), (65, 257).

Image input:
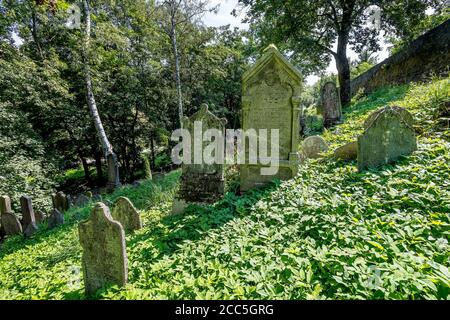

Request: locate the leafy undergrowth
(0, 78), (449, 300)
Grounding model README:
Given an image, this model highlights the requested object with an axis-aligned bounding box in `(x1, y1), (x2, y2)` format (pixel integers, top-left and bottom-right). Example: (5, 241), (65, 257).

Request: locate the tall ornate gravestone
(321, 82), (342, 128)
(358, 106), (417, 172)
(172, 104), (227, 215)
(240, 44), (302, 192)
(0, 196), (22, 236)
(78, 203), (128, 295)
(111, 197), (142, 233)
(20, 196), (38, 238)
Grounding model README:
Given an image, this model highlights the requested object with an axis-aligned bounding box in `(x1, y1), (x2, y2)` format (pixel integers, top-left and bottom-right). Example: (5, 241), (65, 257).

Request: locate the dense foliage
(0, 78), (448, 299)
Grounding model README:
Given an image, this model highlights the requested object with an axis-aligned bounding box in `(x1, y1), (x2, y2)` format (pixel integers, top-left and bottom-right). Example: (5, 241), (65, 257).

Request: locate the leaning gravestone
(172, 104), (227, 214)
(240, 44), (302, 192)
(334, 141), (358, 161)
(358, 106), (417, 172)
(78, 203), (128, 295)
(48, 209), (64, 229)
(52, 192), (69, 212)
(321, 82), (343, 128)
(111, 197), (142, 233)
(0, 196), (22, 236)
(21, 196), (38, 238)
(302, 136), (329, 159)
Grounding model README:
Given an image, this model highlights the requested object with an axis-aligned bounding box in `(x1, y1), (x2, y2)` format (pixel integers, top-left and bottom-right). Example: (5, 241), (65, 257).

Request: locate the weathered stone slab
(240, 44), (302, 192)
(0, 195), (12, 214)
(52, 192), (69, 212)
(172, 104), (227, 214)
(321, 82), (342, 128)
(358, 106), (417, 172)
(20, 196), (35, 227)
(364, 105), (414, 130)
(78, 203), (128, 295)
(74, 195), (90, 207)
(111, 197), (142, 233)
(302, 136), (329, 159)
(48, 209), (64, 229)
(1, 213), (22, 236)
(23, 222), (38, 238)
(35, 211), (46, 224)
(334, 141), (358, 161)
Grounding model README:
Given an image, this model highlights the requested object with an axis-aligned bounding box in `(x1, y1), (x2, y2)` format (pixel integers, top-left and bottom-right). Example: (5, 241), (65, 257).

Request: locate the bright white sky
(202, 0), (391, 86)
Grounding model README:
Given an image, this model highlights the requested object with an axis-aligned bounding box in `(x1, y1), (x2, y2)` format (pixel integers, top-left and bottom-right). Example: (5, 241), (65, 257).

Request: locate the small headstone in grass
(86, 191), (93, 198)
(35, 211), (46, 224)
(1, 212), (22, 236)
(358, 106), (417, 172)
(111, 197), (142, 233)
(321, 82), (342, 128)
(48, 209), (64, 229)
(334, 141), (358, 161)
(52, 192), (69, 212)
(78, 203), (128, 295)
(301, 136), (329, 159)
(1, 195), (22, 236)
(74, 195), (90, 207)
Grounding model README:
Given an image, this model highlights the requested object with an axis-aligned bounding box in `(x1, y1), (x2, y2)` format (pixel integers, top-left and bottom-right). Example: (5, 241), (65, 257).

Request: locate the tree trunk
(335, 33), (351, 106)
(170, 18), (184, 129)
(80, 156), (92, 185)
(82, 0), (120, 191)
(150, 134), (156, 169)
(94, 151), (103, 184)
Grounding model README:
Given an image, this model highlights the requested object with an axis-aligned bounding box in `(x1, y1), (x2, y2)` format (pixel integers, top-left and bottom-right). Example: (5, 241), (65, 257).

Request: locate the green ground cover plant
(0, 78), (448, 300)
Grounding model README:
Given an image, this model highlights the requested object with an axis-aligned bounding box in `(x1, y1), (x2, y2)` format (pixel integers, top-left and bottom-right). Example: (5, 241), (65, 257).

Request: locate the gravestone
(172, 104), (227, 214)
(78, 203), (128, 295)
(334, 141), (358, 161)
(20, 196), (38, 237)
(0, 196), (22, 236)
(302, 136), (329, 159)
(106, 153), (121, 192)
(321, 82), (342, 128)
(48, 209), (64, 229)
(74, 195), (90, 207)
(358, 106), (417, 172)
(35, 211), (46, 224)
(240, 44), (302, 192)
(52, 192), (69, 212)
(111, 197), (142, 233)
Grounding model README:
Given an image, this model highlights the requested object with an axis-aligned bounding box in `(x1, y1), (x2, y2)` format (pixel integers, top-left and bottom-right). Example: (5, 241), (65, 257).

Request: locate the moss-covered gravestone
(240, 45), (302, 192)
(111, 197), (142, 233)
(0, 196), (22, 236)
(321, 82), (342, 128)
(52, 191), (69, 212)
(78, 203), (128, 295)
(172, 104), (227, 215)
(358, 106), (417, 172)
(48, 209), (64, 229)
(302, 136), (329, 159)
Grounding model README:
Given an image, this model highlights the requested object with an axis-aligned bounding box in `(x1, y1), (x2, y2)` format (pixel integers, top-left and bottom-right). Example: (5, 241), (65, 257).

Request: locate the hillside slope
(0, 78), (449, 300)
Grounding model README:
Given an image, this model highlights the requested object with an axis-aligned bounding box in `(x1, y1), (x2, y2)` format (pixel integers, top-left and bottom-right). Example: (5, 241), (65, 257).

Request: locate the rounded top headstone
(302, 136), (329, 159)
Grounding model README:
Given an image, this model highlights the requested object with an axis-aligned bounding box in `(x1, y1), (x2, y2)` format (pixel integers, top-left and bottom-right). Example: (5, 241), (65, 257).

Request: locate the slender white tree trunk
(170, 17), (184, 129)
(82, 0), (121, 190)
